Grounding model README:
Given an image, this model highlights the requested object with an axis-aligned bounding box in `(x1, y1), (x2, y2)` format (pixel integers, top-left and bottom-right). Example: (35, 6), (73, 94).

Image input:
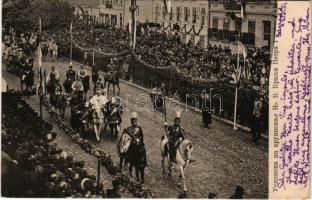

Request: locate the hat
(131, 112), (137, 119)
(69, 62), (72, 66)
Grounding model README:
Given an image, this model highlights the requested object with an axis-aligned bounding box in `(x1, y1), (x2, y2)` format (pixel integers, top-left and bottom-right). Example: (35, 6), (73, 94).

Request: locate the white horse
(91, 108), (104, 142)
(160, 137), (195, 191)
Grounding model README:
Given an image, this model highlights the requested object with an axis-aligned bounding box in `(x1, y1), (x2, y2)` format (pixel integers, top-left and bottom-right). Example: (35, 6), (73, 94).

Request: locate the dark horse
(118, 134), (147, 184)
(104, 71), (120, 96)
(70, 91), (85, 130)
(81, 76), (90, 95)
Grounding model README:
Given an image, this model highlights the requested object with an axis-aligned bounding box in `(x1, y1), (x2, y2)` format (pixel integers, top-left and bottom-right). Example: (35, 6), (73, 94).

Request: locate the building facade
(152, 0), (209, 48)
(98, 0), (153, 28)
(208, 0), (276, 52)
(69, 0), (277, 52)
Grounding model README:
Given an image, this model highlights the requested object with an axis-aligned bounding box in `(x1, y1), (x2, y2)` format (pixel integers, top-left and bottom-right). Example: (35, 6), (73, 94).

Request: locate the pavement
(2, 58), (268, 198)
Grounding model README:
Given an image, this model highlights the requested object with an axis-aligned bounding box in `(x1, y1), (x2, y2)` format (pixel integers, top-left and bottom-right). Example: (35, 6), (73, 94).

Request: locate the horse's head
(180, 139), (195, 164)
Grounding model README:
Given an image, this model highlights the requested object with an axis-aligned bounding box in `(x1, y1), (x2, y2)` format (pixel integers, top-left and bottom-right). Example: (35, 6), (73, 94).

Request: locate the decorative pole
(97, 157), (101, 186)
(233, 33), (241, 131)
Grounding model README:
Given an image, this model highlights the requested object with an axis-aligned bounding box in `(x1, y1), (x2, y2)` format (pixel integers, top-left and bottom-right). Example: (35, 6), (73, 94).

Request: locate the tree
(3, 0), (74, 33)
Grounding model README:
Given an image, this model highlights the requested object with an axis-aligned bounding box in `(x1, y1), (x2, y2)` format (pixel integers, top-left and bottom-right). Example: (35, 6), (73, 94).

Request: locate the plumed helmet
(111, 96), (116, 103)
(131, 112), (137, 119)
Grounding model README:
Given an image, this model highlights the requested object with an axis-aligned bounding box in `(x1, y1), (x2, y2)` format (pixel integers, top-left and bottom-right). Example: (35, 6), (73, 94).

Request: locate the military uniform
(165, 111), (187, 160)
(66, 68), (76, 81)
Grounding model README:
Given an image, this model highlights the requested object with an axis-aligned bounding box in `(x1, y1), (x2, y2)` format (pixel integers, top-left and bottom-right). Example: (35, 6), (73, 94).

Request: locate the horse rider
(51, 79), (62, 107)
(107, 97), (123, 139)
(46, 65), (60, 83)
(94, 78), (105, 95)
(89, 91), (108, 141)
(164, 111), (187, 161)
(78, 65), (88, 79)
(71, 76), (84, 95)
(66, 62), (76, 81)
(91, 64), (99, 85)
(123, 112), (144, 147)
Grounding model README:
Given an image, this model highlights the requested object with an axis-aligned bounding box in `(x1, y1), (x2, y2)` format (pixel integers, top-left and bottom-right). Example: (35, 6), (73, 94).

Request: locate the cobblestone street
(3, 59), (268, 198)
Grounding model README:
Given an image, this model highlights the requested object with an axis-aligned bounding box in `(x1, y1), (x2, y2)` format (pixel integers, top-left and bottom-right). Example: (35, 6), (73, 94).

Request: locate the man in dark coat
(201, 89), (212, 128)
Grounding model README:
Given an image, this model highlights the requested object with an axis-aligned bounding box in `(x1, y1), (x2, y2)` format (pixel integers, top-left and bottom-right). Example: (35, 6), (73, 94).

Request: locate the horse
(70, 90), (85, 129)
(105, 105), (122, 140)
(117, 134), (147, 184)
(81, 75), (90, 95)
(104, 71), (120, 96)
(56, 93), (70, 119)
(160, 138), (195, 191)
(63, 77), (75, 94)
(82, 108), (104, 142)
(21, 69), (34, 93)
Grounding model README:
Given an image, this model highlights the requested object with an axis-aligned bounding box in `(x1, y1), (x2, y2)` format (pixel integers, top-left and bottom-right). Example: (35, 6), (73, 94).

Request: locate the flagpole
(70, 21), (73, 62)
(233, 33), (240, 131)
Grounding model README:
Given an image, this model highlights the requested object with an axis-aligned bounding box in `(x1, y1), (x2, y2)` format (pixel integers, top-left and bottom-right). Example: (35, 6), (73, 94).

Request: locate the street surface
(2, 59), (268, 198)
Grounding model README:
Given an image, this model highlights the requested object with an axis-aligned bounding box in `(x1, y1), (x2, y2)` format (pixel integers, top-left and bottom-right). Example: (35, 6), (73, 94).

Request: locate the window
(169, 7), (173, 21)
(248, 21), (256, 33)
(235, 20), (242, 32)
(176, 7), (181, 21)
(184, 7), (189, 22)
(120, 13), (123, 27)
(155, 6), (159, 20)
(263, 20), (271, 34)
(223, 18), (230, 40)
(192, 8), (197, 24)
(212, 18), (218, 29)
(201, 8), (206, 25)
(162, 7), (166, 19)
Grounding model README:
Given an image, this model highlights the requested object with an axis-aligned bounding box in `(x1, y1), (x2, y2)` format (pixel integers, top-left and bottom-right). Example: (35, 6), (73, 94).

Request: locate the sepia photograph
(2, 0), (307, 199)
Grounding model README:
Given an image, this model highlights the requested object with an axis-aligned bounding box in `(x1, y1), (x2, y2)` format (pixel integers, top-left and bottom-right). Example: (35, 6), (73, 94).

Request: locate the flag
(238, 41), (247, 60)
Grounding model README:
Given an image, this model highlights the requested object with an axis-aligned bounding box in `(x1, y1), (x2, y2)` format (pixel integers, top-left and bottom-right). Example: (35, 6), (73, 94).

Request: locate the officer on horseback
(106, 97), (123, 140)
(66, 62), (76, 80)
(78, 65), (88, 79)
(165, 111), (187, 161)
(123, 112), (144, 146)
(94, 78), (105, 95)
(47, 66), (60, 82)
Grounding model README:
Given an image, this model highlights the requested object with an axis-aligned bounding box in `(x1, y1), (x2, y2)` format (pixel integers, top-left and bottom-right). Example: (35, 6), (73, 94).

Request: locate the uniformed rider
(47, 66), (60, 82)
(107, 97), (123, 139)
(66, 62), (76, 81)
(165, 111), (187, 160)
(123, 112), (144, 147)
(78, 65), (88, 79)
(71, 76), (84, 93)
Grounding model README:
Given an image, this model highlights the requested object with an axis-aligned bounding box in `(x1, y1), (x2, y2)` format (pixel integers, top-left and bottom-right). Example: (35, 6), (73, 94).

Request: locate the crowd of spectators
(1, 92), (120, 198)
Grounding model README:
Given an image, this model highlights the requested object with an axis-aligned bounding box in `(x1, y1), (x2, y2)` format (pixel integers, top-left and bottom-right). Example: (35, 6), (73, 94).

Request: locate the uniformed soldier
(165, 111), (187, 160)
(93, 78), (104, 95)
(200, 89), (212, 128)
(107, 97), (123, 139)
(91, 65), (99, 84)
(46, 66), (60, 82)
(71, 76), (84, 92)
(78, 66), (88, 79)
(66, 63), (76, 81)
(123, 112), (144, 146)
(251, 96), (263, 143)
